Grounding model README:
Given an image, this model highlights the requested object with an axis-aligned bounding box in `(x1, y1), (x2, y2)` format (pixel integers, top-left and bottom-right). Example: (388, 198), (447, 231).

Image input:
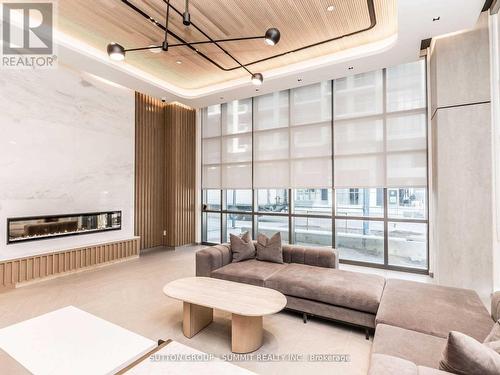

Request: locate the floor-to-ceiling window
(201, 60), (428, 273)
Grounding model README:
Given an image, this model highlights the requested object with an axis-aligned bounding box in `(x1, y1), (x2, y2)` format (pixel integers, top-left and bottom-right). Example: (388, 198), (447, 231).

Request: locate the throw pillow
(484, 320), (500, 354)
(439, 331), (500, 375)
(256, 232), (283, 264)
(485, 340), (500, 354)
(230, 231), (255, 263)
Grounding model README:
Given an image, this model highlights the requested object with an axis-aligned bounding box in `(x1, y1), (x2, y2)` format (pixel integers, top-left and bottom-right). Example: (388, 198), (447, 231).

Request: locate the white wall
(0, 65), (135, 261)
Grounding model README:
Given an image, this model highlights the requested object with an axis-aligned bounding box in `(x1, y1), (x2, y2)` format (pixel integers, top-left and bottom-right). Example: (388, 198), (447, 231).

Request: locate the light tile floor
(0, 245), (434, 375)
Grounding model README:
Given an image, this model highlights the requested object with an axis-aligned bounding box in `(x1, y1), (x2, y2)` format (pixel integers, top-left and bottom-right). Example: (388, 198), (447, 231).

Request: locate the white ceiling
(56, 0), (486, 108)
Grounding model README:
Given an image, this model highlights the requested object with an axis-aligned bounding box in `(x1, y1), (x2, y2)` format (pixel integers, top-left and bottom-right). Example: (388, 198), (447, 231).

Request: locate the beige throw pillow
(484, 320), (500, 354)
(256, 232), (283, 264)
(230, 231), (255, 263)
(439, 331), (500, 375)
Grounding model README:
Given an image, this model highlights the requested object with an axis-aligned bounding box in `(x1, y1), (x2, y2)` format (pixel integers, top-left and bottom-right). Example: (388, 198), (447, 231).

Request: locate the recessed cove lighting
(433, 16), (440, 21)
(327, 5), (335, 12)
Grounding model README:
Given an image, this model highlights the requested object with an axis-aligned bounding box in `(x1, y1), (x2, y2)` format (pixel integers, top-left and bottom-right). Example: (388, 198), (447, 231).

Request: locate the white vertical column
(489, 11), (500, 291)
(431, 13), (494, 297)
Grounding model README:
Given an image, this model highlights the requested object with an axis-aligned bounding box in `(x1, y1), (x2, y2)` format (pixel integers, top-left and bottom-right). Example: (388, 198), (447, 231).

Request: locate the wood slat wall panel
(135, 92), (167, 250)
(135, 92), (196, 249)
(0, 238), (139, 292)
(165, 103), (197, 247)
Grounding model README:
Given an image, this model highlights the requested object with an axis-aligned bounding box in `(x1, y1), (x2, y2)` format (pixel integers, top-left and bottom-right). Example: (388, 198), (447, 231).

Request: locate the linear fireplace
(7, 211), (122, 244)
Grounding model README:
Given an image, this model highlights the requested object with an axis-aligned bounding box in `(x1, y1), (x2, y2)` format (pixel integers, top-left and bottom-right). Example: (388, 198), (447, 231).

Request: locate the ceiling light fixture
(107, 43), (125, 61)
(432, 16), (440, 21)
(251, 73), (263, 86)
(264, 28), (281, 46)
(176, 60), (182, 64)
(107, 0), (280, 86)
(182, 0), (191, 26)
(327, 5), (335, 12)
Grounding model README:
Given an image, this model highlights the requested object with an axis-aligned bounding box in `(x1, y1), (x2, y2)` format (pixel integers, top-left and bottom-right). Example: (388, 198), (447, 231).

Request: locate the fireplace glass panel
(7, 211), (121, 244)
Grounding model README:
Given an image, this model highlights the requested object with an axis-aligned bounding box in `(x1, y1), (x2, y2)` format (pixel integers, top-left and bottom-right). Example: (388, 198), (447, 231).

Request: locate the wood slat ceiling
(58, 0), (397, 90)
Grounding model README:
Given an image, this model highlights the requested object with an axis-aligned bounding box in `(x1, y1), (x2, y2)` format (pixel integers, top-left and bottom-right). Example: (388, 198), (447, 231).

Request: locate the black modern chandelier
(107, 0), (281, 85)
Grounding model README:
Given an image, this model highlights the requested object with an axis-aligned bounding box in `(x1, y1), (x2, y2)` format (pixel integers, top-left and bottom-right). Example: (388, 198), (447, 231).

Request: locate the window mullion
(382, 68), (389, 267)
(332, 79), (336, 250)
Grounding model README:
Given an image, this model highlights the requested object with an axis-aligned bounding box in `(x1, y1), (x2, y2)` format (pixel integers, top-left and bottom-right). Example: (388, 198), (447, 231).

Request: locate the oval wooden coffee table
(163, 277), (287, 353)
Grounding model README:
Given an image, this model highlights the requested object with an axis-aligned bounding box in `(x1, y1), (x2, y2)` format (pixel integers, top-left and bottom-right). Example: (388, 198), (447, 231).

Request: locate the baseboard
(0, 237), (140, 292)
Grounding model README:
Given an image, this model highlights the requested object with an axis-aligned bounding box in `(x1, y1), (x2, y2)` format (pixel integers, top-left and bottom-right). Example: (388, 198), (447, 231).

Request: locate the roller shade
(289, 82), (332, 188)
(202, 105), (221, 188)
(385, 61), (427, 187)
(202, 100), (254, 189)
(202, 60), (427, 191)
(333, 60), (427, 188)
(220, 99), (253, 188)
(253, 91), (289, 188)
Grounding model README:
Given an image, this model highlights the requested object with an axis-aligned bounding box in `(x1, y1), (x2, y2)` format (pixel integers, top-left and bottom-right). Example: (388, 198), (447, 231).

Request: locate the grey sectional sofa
(196, 243), (498, 374)
(196, 243), (385, 337)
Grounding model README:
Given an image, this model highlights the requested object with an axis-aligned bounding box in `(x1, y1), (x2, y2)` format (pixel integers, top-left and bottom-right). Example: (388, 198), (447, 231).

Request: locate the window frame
(201, 60), (429, 275)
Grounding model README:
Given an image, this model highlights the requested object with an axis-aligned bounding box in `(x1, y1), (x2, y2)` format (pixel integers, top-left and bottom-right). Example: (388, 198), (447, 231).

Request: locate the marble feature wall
(0, 65), (135, 261)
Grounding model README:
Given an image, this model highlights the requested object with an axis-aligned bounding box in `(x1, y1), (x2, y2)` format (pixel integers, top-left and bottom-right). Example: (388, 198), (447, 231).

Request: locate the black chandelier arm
(110, 0), (379, 86)
(122, 32), (265, 55)
(121, 0), (377, 72)
(232, 0), (376, 70)
(122, 42), (253, 76)
(119, 0), (232, 72)
(124, 45), (162, 52)
(122, 35), (263, 59)
(159, 0), (253, 74)
(168, 35), (265, 47)
(160, 0), (255, 76)
(123, 35), (264, 52)
(159, 0), (376, 72)
(118, 0), (377, 73)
